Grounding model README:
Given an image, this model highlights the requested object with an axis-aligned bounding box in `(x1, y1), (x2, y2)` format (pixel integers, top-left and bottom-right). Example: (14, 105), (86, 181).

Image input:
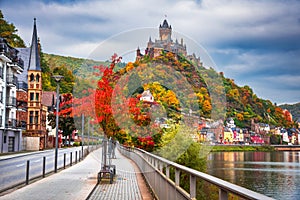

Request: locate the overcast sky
(1, 0), (299, 105)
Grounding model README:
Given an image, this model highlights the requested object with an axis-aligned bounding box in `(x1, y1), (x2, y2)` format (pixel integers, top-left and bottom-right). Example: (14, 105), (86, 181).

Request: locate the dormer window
(30, 73), (34, 82)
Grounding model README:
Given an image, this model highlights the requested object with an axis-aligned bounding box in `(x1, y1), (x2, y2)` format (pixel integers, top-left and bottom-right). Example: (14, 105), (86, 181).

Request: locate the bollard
(26, 160), (30, 185)
(75, 151), (77, 163)
(70, 152), (72, 166)
(43, 157), (46, 178)
(64, 153), (66, 169)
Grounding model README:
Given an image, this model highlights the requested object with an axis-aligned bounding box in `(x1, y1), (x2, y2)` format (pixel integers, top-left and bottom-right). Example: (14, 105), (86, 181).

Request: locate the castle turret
(159, 19), (172, 41)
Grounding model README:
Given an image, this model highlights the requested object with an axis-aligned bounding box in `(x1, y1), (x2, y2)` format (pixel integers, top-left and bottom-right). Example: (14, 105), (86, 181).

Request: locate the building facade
(17, 19), (48, 150)
(0, 37), (24, 153)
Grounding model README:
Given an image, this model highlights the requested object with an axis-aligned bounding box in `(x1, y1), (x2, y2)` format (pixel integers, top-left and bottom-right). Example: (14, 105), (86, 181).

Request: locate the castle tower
(26, 19), (46, 144)
(159, 19), (172, 41)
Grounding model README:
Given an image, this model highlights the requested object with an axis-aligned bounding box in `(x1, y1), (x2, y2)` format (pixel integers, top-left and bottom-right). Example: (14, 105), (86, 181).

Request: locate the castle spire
(28, 18), (41, 71)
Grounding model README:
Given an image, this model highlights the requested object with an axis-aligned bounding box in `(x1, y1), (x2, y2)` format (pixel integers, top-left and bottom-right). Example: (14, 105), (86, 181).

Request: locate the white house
(0, 37), (24, 152)
(140, 90), (154, 103)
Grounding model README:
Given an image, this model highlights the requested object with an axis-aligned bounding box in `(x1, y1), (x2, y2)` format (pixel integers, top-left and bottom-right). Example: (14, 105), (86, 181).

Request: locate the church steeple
(28, 18), (41, 71)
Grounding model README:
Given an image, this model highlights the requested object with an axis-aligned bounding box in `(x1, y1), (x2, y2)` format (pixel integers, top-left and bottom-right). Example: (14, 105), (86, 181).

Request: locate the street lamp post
(52, 75), (64, 173)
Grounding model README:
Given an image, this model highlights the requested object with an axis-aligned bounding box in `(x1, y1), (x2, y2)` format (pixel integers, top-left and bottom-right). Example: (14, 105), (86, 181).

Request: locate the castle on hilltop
(136, 19), (202, 66)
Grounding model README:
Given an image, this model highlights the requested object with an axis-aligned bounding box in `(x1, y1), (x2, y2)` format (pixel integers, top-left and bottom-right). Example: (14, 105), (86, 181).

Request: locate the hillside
(280, 102), (300, 120)
(43, 53), (106, 79)
(43, 51), (293, 128)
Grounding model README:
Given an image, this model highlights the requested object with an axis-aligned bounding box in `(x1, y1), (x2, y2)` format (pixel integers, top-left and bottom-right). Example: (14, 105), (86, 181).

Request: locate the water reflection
(207, 151), (300, 200)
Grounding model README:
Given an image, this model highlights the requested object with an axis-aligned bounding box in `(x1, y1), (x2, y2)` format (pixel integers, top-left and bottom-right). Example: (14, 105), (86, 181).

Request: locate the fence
(119, 145), (274, 200)
(0, 145), (99, 194)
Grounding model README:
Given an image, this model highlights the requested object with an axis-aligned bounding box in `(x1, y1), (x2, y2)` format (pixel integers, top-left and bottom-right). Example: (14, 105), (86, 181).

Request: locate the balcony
(0, 40), (11, 62)
(6, 74), (18, 87)
(0, 38), (23, 70)
(0, 67), (3, 79)
(6, 118), (17, 128)
(6, 96), (17, 107)
(9, 57), (24, 72)
(17, 101), (27, 111)
(17, 120), (27, 129)
(18, 81), (28, 91)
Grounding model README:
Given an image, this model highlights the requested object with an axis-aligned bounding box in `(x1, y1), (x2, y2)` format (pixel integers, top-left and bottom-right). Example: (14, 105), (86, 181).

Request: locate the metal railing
(6, 118), (17, 128)
(12, 57), (24, 70)
(17, 120), (27, 129)
(0, 67), (3, 79)
(0, 145), (100, 194)
(6, 96), (17, 107)
(119, 146), (274, 200)
(6, 74), (18, 86)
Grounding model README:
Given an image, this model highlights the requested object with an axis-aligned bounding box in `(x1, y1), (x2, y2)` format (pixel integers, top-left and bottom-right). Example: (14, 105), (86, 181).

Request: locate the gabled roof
(42, 91), (56, 108)
(141, 89), (153, 98)
(28, 18), (41, 71)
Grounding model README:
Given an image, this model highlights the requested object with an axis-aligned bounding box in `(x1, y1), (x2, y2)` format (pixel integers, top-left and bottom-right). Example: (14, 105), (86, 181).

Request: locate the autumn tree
(0, 10), (25, 47)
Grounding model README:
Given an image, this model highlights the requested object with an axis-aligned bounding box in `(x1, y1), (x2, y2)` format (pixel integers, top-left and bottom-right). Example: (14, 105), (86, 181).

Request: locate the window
(30, 93), (34, 101)
(30, 73), (34, 82)
(35, 111), (39, 124)
(29, 111), (34, 124)
(36, 93), (39, 101)
(36, 74), (40, 82)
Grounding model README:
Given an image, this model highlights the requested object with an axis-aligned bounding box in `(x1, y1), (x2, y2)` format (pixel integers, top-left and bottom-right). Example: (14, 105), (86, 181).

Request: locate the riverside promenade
(0, 148), (152, 200)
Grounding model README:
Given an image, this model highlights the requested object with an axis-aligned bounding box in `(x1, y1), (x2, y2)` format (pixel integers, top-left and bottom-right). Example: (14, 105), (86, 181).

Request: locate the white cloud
(1, 0), (300, 104)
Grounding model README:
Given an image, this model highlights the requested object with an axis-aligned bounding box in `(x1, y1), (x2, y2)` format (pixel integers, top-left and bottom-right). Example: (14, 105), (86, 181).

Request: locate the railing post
(159, 162), (163, 172)
(75, 151), (77, 163)
(175, 168), (180, 186)
(190, 174), (196, 199)
(79, 150), (81, 161)
(70, 152), (72, 166)
(43, 157), (46, 178)
(219, 188), (228, 200)
(166, 166), (170, 178)
(64, 153), (66, 169)
(26, 160), (30, 185)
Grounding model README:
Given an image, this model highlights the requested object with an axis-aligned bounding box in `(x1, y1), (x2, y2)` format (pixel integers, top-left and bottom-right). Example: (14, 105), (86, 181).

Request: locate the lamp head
(51, 75), (64, 82)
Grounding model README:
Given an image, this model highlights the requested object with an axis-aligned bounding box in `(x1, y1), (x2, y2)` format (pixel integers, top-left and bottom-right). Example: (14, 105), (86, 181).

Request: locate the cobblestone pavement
(87, 150), (142, 200)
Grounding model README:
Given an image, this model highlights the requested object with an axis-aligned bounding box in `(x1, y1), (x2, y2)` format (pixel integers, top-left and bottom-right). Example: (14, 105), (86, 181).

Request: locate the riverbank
(211, 145), (275, 152)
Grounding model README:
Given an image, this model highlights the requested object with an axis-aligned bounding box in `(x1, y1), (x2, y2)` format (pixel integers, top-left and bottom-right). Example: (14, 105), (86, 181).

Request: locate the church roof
(160, 19), (171, 29)
(28, 18), (41, 71)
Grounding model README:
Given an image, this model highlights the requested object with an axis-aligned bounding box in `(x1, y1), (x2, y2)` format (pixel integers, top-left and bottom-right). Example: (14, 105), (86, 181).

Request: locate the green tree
(52, 65), (75, 93)
(0, 10), (25, 47)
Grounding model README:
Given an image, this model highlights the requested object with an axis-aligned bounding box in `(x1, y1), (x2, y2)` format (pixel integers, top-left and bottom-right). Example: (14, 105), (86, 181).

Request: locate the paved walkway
(0, 147), (152, 200)
(87, 149), (150, 200)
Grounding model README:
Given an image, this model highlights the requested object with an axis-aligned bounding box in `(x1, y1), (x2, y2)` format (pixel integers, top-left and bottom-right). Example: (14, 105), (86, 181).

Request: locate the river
(206, 151), (300, 200)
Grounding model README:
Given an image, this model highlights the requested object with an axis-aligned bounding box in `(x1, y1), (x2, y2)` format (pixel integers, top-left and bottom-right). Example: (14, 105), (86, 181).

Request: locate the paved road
(0, 147), (85, 192)
(0, 147), (102, 200)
